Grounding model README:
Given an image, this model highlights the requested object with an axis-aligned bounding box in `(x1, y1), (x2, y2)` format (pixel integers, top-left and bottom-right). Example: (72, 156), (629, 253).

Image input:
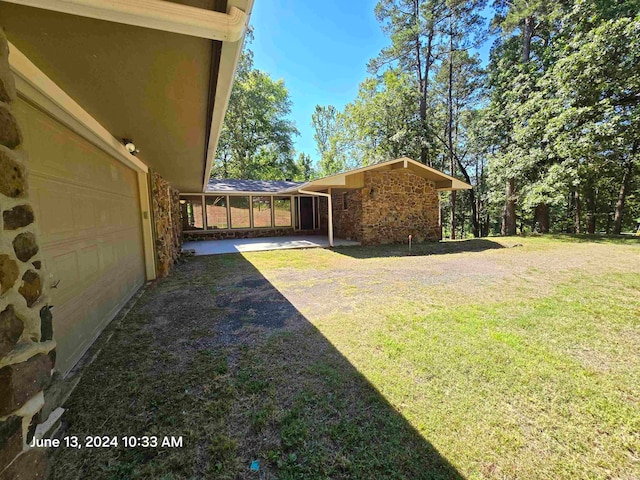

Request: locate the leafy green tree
(370, 0), (449, 165)
(312, 105), (348, 176)
(212, 36), (299, 180)
(342, 70), (422, 165)
(295, 152), (316, 181)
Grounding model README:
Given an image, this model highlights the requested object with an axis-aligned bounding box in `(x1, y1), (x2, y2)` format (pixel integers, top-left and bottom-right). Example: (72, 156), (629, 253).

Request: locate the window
(252, 196), (272, 228)
(229, 196), (250, 228)
(205, 196), (227, 229)
(273, 197), (292, 227)
(341, 192), (348, 211)
(180, 196), (204, 231)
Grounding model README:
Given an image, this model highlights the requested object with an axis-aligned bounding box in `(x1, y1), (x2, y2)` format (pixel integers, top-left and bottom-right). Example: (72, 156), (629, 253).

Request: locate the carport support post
(328, 188), (333, 247)
(298, 188), (333, 247)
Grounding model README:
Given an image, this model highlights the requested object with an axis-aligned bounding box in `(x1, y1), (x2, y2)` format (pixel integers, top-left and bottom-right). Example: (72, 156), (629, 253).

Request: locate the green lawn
(50, 235), (640, 479)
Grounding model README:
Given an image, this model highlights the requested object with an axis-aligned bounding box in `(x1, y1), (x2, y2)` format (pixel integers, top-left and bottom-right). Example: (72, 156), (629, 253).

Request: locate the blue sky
(248, 0), (494, 164)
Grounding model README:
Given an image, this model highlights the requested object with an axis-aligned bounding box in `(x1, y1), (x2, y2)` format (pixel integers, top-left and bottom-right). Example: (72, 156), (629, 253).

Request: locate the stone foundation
(184, 228), (322, 242)
(151, 172), (182, 278)
(0, 28), (54, 478)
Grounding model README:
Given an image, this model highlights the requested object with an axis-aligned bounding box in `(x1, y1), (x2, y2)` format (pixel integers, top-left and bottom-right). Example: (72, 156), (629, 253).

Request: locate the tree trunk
(456, 157), (479, 237)
(439, 200), (443, 240)
(448, 22), (455, 239)
(450, 192), (456, 240)
(420, 27), (435, 166)
(522, 16), (534, 63)
(612, 160), (634, 234)
(502, 178), (516, 235)
(585, 181), (596, 234)
(535, 203), (550, 233)
(574, 190), (581, 233)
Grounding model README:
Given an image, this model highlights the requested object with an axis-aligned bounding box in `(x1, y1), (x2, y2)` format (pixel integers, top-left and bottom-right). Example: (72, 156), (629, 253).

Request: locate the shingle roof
(206, 178), (303, 193)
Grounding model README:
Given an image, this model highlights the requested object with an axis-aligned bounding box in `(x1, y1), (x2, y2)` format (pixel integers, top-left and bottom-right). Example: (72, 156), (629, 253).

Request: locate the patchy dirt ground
(48, 236), (640, 480)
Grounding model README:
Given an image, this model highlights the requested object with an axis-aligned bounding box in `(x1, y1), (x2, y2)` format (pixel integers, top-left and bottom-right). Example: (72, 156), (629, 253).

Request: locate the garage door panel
(15, 98), (146, 375)
(73, 193), (97, 232)
(33, 179), (75, 239)
(49, 248), (80, 305)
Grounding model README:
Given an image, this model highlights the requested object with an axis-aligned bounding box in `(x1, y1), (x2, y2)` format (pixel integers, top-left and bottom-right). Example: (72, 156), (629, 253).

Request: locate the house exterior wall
(332, 189), (363, 242)
(317, 196), (328, 235)
(0, 28), (53, 478)
(182, 195), (328, 242)
(151, 172), (181, 278)
(361, 170), (440, 244)
(329, 170), (441, 245)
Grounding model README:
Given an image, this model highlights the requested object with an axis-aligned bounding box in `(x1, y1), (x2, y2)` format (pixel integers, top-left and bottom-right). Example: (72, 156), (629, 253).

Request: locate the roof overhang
(279, 157), (473, 194)
(0, 0), (253, 192)
(4, 0), (248, 41)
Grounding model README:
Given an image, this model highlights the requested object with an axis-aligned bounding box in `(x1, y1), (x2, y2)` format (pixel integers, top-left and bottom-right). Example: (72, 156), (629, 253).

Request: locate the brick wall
(0, 28), (53, 479)
(151, 172), (182, 278)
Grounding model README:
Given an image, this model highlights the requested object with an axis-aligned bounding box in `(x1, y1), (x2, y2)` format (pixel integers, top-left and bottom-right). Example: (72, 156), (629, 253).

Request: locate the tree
(370, 0), (449, 165)
(342, 70), (422, 165)
(438, 0), (487, 238)
(213, 36), (299, 180)
(490, 0), (566, 235)
(506, 2), (640, 234)
(295, 153), (315, 181)
(312, 105), (348, 176)
(434, 50), (485, 237)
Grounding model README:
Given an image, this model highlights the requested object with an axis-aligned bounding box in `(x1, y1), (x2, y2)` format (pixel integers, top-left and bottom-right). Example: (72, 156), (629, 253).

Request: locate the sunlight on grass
(245, 236), (640, 479)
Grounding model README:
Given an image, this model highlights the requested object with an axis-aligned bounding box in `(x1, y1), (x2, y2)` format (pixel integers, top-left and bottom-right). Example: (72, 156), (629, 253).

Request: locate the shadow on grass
(49, 254), (464, 480)
(333, 238), (504, 259)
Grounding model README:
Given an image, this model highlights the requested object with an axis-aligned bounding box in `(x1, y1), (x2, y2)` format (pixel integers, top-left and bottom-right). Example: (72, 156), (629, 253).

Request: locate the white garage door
(16, 98), (146, 375)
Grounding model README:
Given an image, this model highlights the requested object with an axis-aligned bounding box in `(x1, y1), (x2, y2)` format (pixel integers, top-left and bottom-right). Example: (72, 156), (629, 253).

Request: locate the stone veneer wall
(0, 29), (54, 479)
(361, 170), (440, 244)
(151, 172), (182, 278)
(332, 189), (363, 242)
(317, 196), (329, 235)
(329, 170), (440, 245)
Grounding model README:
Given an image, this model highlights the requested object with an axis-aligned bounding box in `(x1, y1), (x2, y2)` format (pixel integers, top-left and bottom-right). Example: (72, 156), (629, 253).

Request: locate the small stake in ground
(408, 234), (412, 254)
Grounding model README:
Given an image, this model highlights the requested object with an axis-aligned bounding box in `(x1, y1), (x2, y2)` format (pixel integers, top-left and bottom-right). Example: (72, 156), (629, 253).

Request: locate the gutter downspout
(298, 189), (333, 247)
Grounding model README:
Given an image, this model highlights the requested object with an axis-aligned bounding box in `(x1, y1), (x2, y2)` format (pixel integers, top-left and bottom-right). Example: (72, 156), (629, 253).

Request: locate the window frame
(204, 195), (229, 230)
(273, 196), (293, 228)
(181, 193), (299, 232)
(251, 196), (273, 229)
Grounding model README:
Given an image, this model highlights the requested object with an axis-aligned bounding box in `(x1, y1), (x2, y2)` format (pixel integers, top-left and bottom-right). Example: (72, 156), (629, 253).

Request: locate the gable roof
(281, 157), (472, 193)
(206, 179), (303, 194)
(203, 158), (472, 195)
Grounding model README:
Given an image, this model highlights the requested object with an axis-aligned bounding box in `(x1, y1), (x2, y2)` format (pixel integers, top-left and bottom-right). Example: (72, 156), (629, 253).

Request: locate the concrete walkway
(182, 235), (360, 256)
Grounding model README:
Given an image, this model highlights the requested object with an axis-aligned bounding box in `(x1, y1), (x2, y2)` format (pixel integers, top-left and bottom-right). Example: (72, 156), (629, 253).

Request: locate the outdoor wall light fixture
(123, 138), (139, 156)
(179, 199), (187, 204)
